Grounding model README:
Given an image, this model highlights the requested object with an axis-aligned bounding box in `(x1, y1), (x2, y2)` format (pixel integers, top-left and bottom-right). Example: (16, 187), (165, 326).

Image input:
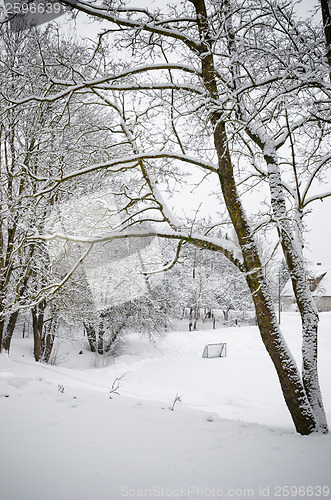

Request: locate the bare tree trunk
(280, 237), (327, 432)
(218, 0), (327, 431)
(32, 306), (42, 362)
(0, 318), (4, 353)
(31, 303), (47, 363)
(264, 157), (328, 432)
(2, 310), (19, 353)
(320, 0), (331, 72)
(216, 131), (316, 434)
(97, 314), (105, 355)
(193, 305), (199, 330)
(43, 333), (55, 364)
(84, 322), (97, 353)
(223, 308), (230, 322)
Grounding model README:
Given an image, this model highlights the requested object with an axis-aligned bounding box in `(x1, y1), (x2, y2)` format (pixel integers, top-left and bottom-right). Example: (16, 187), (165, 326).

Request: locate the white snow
(0, 312), (330, 500)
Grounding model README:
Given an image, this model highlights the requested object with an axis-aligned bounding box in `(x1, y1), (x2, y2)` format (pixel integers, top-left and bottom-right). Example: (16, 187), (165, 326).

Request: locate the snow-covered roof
(282, 267), (331, 298)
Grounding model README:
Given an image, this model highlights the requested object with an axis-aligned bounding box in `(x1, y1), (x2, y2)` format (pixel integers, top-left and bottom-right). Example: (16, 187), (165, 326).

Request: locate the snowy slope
(0, 313), (330, 500)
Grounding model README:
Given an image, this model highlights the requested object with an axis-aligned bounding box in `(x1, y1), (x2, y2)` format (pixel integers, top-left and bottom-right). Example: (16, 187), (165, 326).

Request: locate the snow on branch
(95, 83), (205, 94)
(144, 240), (184, 275)
(50, 63), (201, 87)
(15, 242), (95, 309)
(32, 229), (243, 270)
(301, 154), (331, 206)
(274, 116), (309, 150)
(2, 83), (205, 110)
(34, 152), (218, 197)
(1, 64), (204, 112)
(303, 190), (331, 206)
(60, 1), (202, 52)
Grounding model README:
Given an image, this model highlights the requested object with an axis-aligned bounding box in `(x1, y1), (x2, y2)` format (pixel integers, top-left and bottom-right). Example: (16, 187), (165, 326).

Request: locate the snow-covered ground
(0, 313), (330, 500)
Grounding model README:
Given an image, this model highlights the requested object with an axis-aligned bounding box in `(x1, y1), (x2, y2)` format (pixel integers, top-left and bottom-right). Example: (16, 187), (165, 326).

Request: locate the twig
(109, 373), (126, 398)
(170, 393), (182, 411)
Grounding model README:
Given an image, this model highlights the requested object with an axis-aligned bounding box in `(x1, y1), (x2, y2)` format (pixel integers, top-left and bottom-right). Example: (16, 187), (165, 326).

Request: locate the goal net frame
(202, 343), (227, 358)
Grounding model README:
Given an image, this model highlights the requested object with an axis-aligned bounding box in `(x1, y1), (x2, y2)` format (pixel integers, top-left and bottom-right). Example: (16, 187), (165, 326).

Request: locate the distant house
(282, 266), (331, 312)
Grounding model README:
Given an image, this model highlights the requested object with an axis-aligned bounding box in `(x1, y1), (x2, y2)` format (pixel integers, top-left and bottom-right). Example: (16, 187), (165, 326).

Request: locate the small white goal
(202, 343), (227, 358)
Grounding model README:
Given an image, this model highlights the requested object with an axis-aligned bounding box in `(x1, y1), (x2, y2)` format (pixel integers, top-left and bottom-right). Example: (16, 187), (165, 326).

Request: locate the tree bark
(84, 322), (97, 352)
(0, 318), (4, 353)
(43, 333), (55, 364)
(2, 310), (19, 353)
(97, 314), (105, 355)
(264, 156), (328, 432)
(213, 122), (316, 435)
(320, 0), (331, 72)
(32, 307), (41, 362)
(31, 304), (46, 362)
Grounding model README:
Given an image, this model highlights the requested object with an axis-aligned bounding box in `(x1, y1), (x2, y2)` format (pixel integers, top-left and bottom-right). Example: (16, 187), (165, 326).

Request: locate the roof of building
(282, 266), (331, 298)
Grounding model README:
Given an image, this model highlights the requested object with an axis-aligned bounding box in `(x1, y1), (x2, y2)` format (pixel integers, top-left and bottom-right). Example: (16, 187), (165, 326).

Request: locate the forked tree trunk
(234, 0), (327, 432)
(245, 270), (317, 434)
(214, 121), (316, 435)
(265, 158), (328, 433)
(190, 0), (321, 435)
(283, 246), (327, 431)
(219, 0), (327, 431)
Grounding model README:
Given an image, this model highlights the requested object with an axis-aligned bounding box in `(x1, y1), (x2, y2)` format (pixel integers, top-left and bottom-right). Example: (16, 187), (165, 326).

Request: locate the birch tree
(4, 0), (330, 434)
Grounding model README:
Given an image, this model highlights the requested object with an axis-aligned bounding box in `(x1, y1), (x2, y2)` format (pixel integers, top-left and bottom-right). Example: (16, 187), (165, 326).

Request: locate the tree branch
(31, 229), (244, 270)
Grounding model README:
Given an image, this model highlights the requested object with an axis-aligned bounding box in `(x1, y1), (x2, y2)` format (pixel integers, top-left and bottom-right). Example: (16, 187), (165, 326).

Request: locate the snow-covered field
(0, 313), (330, 500)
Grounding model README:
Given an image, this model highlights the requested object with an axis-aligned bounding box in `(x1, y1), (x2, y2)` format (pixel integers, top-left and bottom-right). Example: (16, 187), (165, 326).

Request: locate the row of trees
(1, 0), (330, 434)
(0, 27), (133, 359)
(0, 27), (250, 358)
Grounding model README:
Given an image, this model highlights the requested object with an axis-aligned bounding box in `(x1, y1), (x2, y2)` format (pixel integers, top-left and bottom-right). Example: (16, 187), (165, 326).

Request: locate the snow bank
(0, 313), (330, 500)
